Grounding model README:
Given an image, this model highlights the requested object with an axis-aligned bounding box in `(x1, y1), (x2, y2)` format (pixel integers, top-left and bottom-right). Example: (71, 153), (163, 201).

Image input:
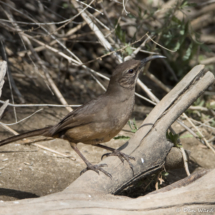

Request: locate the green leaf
(128, 118), (138, 133)
(193, 98), (205, 106)
(180, 134), (194, 138)
(210, 119), (215, 127)
(166, 131), (179, 145)
(115, 24), (126, 43)
(175, 144), (183, 148)
(125, 45), (133, 55)
(62, 3), (68, 8)
(114, 135), (130, 140)
(173, 41), (181, 51)
(180, 0), (188, 9)
(172, 16), (182, 25)
(179, 29), (185, 35)
(183, 42), (193, 61)
(206, 102), (215, 110)
(162, 172), (169, 177)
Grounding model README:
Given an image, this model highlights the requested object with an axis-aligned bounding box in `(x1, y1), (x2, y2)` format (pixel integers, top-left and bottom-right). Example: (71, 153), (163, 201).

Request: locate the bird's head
(110, 55), (166, 89)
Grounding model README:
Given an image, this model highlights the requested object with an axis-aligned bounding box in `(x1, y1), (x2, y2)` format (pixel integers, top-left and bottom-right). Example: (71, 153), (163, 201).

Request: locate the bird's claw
(101, 150), (135, 175)
(80, 163), (112, 178)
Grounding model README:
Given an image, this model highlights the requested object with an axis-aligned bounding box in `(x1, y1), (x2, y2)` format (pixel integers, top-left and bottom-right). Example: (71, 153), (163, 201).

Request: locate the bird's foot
(101, 150), (135, 174)
(80, 163), (112, 178)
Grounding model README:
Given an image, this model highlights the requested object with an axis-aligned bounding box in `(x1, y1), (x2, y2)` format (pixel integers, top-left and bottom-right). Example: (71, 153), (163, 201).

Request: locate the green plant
(166, 130), (181, 148)
(128, 118), (138, 133)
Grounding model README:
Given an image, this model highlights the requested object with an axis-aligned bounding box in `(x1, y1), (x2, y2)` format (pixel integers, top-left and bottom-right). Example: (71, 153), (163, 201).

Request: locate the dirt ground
(0, 76), (215, 202)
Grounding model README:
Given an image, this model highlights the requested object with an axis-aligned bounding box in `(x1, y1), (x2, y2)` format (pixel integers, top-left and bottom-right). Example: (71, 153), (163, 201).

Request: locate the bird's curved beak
(141, 55), (166, 65)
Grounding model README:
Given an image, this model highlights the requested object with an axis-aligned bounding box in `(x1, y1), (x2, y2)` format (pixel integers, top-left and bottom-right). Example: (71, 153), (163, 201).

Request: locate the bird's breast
(63, 94), (135, 145)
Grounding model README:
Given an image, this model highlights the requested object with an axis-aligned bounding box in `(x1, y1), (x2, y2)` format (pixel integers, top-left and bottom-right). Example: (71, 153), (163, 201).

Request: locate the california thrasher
(0, 55), (165, 178)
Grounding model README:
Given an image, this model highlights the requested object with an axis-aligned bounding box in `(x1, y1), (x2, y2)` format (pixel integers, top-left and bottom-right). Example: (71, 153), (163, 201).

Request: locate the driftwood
(0, 64), (215, 214)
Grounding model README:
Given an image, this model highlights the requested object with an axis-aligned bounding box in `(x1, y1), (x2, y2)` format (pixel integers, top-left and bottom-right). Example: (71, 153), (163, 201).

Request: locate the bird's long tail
(0, 127), (51, 147)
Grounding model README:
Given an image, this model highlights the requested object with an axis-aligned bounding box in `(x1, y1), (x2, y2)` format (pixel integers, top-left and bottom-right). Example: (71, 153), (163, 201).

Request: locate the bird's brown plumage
(0, 56), (165, 177)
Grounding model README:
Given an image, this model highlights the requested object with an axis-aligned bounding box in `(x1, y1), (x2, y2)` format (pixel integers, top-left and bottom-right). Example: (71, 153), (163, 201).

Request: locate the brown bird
(0, 55), (165, 177)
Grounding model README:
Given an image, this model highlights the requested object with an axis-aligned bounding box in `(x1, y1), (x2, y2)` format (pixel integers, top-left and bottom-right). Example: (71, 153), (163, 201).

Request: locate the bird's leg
(69, 142), (112, 178)
(96, 144), (135, 174)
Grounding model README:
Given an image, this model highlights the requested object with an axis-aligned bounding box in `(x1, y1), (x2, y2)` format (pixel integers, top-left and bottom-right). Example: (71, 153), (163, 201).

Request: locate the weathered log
(68, 65), (214, 195)
(0, 169), (214, 215)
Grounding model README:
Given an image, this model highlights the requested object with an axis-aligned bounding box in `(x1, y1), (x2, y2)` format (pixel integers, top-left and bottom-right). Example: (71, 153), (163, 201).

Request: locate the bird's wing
(47, 96), (107, 136)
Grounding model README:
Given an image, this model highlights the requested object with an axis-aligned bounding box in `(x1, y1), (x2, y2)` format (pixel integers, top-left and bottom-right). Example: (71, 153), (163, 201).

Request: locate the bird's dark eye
(128, 69), (134, 73)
